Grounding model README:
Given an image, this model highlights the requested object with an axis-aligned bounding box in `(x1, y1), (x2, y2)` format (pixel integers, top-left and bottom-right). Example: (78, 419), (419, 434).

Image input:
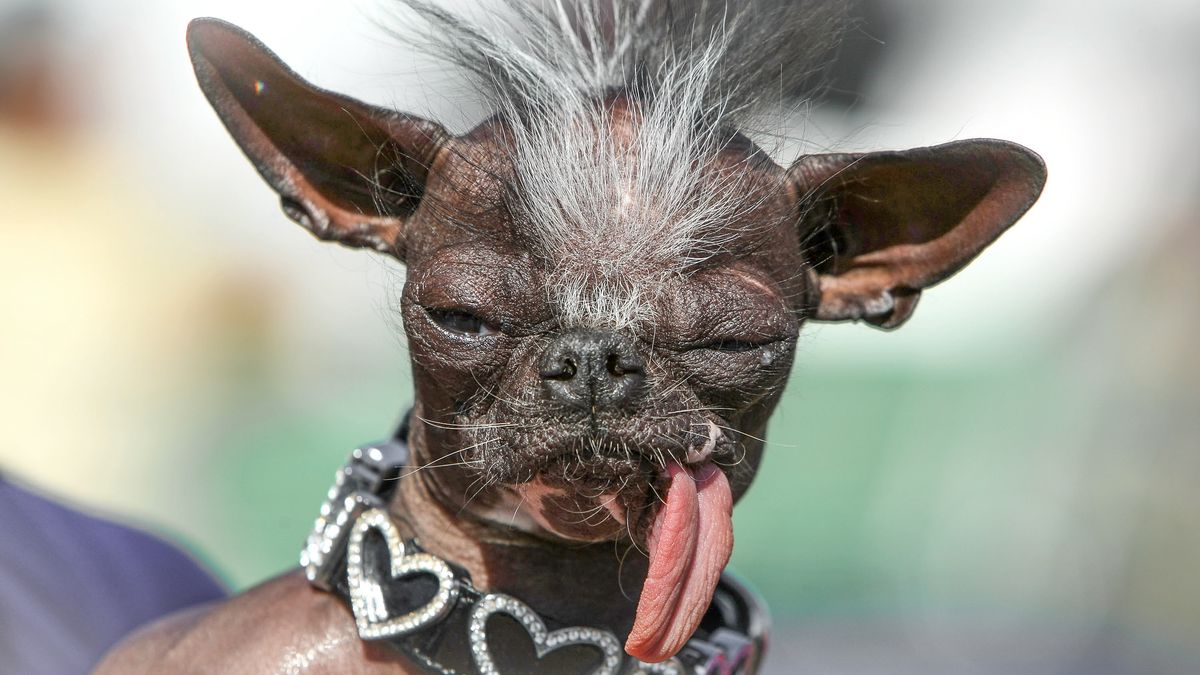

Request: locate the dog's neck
(388, 459), (649, 638)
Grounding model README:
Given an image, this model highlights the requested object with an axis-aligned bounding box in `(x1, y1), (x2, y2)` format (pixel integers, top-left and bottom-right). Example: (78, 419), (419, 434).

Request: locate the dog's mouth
(467, 421), (735, 663)
(478, 418), (731, 540)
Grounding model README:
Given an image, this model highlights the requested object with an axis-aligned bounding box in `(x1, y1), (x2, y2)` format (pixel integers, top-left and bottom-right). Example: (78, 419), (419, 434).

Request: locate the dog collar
(300, 423), (769, 675)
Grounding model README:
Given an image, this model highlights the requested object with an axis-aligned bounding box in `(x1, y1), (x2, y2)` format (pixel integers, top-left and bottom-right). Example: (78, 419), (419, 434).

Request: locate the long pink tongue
(626, 461), (734, 662)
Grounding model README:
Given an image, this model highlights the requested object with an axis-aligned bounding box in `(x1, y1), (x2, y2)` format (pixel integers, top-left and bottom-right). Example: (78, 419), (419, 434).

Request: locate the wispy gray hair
(392, 0), (847, 329)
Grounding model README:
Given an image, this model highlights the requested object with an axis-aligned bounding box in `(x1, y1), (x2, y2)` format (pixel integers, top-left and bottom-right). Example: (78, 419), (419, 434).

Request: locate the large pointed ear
(790, 139), (1046, 328)
(186, 18), (448, 259)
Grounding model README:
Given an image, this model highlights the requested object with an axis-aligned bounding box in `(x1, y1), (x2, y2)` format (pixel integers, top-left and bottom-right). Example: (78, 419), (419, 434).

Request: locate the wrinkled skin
(401, 114), (800, 550)
(97, 18), (1045, 673)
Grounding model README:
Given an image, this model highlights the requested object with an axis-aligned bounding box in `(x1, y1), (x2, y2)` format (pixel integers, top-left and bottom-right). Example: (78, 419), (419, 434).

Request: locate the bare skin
(97, 467), (651, 674)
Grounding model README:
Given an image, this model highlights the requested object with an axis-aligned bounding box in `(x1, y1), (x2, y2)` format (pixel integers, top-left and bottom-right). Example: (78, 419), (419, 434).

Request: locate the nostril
(541, 356), (577, 381)
(606, 353), (644, 378)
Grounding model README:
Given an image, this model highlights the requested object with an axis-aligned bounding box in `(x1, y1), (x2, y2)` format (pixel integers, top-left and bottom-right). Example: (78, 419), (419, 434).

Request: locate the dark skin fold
(96, 18), (1045, 673)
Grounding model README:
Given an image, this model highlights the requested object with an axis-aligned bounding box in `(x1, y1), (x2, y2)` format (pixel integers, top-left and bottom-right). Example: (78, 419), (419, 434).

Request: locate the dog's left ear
(791, 139), (1046, 328)
(187, 18), (448, 260)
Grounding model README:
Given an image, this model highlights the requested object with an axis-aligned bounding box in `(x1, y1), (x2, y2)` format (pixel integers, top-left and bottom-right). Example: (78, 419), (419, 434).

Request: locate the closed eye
(424, 307), (499, 337)
(701, 338), (772, 353)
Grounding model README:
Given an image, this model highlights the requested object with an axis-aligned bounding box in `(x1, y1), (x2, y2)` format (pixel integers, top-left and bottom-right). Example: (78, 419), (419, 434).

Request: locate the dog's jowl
(98, 2), (1045, 673)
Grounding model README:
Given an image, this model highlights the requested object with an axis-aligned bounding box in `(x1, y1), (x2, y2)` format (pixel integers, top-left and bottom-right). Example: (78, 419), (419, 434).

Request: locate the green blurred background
(2, 0), (1198, 672)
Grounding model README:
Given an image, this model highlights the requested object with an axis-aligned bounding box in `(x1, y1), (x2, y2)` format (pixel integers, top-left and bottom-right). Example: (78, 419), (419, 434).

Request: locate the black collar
(300, 420), (768, 674)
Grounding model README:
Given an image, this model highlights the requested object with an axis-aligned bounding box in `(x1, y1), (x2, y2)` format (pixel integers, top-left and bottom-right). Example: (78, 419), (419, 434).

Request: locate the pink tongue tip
(626, 461), (734, 663)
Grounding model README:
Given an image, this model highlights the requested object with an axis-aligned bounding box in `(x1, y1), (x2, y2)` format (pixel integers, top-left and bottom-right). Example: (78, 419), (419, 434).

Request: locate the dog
(98, 1), (1045, 672)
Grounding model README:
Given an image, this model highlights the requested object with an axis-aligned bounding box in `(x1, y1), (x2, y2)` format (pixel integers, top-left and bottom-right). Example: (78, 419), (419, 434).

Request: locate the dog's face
(187, 20), (1044, 552)
(398, 109), (803, 543)
(188, 17), (1044, 661)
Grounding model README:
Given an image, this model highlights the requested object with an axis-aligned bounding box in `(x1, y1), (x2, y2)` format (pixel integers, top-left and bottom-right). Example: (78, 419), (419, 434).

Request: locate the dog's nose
(538, 330), (645, 411)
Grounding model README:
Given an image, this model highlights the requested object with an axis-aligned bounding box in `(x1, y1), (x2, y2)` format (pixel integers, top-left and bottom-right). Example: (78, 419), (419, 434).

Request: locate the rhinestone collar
(300, 421), (768, 675)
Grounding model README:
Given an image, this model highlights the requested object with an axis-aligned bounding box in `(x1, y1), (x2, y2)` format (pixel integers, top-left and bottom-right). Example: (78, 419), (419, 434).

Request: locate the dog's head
(188, 12), (1044, 662)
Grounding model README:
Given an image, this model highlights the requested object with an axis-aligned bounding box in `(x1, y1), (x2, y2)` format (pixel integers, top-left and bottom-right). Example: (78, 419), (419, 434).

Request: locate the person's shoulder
(95, 570), (419, 674)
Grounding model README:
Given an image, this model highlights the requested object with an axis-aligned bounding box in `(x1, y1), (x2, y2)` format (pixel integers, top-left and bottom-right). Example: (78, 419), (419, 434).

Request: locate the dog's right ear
(187, 18), (447, 260)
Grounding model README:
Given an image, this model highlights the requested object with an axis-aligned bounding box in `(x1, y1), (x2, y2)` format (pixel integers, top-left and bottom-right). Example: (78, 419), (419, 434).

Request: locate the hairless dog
(99, 2), (1044, 672)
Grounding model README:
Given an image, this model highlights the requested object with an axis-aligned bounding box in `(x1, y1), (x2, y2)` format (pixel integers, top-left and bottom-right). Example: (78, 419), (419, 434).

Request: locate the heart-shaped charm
(346, 508), (459, 640)
(469, 592), (623, 675)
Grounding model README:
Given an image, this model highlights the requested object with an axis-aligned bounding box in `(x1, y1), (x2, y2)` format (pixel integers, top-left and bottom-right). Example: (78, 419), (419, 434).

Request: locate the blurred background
(1, 0), (1197, 673)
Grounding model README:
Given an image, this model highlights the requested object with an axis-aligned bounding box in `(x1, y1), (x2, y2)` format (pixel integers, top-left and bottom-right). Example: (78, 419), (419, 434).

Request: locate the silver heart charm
(469, 592), (623, 675)
(346, 508), (459, 640)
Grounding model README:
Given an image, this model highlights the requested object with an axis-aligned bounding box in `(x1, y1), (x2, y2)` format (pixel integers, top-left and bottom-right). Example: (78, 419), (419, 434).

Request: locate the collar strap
(300, 433), (769, 675)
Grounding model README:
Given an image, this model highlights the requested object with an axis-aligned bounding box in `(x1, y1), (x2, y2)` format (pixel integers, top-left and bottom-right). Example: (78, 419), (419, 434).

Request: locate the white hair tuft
(392, 0), (848, 328)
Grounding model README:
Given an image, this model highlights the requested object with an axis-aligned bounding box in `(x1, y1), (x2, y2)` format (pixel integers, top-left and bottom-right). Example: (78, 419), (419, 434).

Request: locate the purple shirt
(0, 475), (226, 674)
